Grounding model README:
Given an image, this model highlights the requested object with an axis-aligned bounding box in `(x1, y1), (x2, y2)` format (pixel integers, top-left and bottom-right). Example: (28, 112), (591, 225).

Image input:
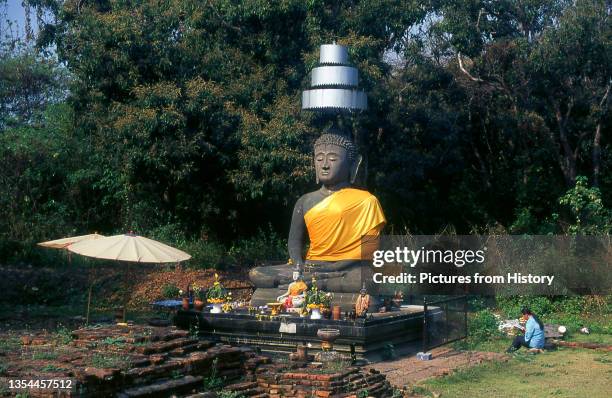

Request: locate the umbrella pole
(123, 262), (129, 323)
(86, 263), (95, 325)
(86, 284), (92, 325)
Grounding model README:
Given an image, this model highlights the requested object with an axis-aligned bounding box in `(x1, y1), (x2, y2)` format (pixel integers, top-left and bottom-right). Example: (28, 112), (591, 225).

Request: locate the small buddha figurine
(277, 271), (308, 310)
(355, 284), (371, 317)
(249, 130), (386, 310)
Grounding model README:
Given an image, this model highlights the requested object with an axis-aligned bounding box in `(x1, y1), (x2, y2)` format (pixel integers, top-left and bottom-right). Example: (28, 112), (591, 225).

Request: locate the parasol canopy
(67, 233), (191, 263)
(38, 233), (105, 249)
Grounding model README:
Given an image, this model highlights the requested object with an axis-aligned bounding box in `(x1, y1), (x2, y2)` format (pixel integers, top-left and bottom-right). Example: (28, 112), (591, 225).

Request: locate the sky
(2, 0), (42, 41)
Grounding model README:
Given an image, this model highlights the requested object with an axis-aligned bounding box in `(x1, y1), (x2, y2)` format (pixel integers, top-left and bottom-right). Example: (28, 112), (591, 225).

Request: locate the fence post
(464, 296), (468, 339)
(422, 298), (428, 353)
(445, 301), (450, 344)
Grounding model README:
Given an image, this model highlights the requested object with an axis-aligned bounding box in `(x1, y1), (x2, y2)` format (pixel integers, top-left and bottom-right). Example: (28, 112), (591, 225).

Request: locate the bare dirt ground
(371, 346), (508, 388)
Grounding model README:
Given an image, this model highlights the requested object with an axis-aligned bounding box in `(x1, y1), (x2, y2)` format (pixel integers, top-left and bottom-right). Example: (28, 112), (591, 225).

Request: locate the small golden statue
(355, 284), (370, 317)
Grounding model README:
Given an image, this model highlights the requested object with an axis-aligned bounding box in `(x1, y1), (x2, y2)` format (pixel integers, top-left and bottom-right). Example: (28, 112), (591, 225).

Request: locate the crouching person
(507, 307), (545, 353)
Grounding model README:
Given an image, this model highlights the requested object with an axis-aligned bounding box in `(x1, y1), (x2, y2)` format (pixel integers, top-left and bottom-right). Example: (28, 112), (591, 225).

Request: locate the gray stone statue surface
(249, 131), (386, 310)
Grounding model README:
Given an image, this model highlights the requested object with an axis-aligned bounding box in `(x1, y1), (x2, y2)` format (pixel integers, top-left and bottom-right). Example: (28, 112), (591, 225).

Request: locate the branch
(457, 52), (483, 82)
(476, 8), (484, 31)
(598, 79), (611, 109)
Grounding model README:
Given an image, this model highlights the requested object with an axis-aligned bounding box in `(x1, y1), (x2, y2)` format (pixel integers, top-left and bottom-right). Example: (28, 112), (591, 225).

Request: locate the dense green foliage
(1, 0), (610, 265)
(468, 308), (502, 341)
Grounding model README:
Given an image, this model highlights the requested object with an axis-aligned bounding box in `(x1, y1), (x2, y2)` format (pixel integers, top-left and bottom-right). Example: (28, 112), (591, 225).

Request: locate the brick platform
(2, 325), (396, 397)
(252, 364), (394, 398)
(2, 325), (268, 397)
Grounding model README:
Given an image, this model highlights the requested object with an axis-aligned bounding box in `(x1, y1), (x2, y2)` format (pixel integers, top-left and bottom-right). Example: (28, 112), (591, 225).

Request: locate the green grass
(102, 336), (127, 346)
(420, 348), (611, 398)
(90, 353), (132, 369)
(31, 351), (58, 360)
(52, 326), (74, 345)
(0, 336), (20, 353)
(41, 364), (66, 372)
(217, 391), (246, 398)
(565, 332), (612, 345)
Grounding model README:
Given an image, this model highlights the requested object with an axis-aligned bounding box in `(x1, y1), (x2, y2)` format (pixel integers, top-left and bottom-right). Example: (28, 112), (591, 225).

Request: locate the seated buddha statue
(249, 130), (386, 311)
(276, 271), (308, 311)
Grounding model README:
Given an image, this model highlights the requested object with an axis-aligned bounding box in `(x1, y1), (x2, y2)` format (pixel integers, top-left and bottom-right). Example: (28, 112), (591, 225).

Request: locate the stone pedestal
(174, 306), (425, 359)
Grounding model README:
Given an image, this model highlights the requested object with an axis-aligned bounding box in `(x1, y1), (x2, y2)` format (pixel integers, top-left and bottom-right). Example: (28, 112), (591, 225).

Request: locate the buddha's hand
(303, 259), (359, 272)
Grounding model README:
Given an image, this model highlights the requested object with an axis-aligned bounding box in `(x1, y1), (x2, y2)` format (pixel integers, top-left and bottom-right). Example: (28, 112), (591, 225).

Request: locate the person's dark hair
(521, 307), (544, 330)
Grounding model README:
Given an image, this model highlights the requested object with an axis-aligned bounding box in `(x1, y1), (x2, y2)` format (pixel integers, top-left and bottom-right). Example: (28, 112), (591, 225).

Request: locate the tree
(34, 0), (431, 240)
(396, 0), (612, 231)
(0, 51), (67, 129)
(2, 0), (610, 265)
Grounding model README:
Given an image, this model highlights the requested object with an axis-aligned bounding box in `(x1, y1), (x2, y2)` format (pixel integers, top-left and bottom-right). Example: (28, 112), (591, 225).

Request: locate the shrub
(227, 226), (287, 266)
(52, 326), (74, 345)
(184, 239), (227, 269)
(559, 176), (612, 234)
(468, 309), (501, 341)
(551, 296), (585, 315)
(203, 357), (224, 389)
(496, 296), (556, 318)
(496, 295), (609, 319)
(161, 284), (180, 299)
(583, 295), (612, 314)
(468, 296), (488, 311)
(149, 223), (227, 269)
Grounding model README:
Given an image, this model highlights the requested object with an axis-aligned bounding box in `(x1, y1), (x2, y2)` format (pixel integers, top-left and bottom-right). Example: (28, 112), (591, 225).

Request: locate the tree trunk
(593, 81), (611, 187)
(593, 122), (602, 187)
(554, 100), (577, 187)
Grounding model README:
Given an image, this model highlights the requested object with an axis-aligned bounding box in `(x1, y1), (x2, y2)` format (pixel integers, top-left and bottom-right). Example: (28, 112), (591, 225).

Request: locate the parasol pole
(85, 261), (95, 325)
(86, 283), (92, 325)
(123, 261), (130, 323)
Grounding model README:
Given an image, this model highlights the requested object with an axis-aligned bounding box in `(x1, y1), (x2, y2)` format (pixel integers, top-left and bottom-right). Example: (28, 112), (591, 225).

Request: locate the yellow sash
(304, 188), (386, 261)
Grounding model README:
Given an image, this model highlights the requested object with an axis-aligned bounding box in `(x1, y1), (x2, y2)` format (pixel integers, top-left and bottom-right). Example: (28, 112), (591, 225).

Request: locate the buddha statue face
(314, 133), (361, 186)
(315, 144), (351, 186)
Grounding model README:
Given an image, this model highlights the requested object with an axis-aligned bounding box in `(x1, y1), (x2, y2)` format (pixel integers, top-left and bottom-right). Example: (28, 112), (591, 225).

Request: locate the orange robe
(304, 188), (386, 261)
(288, 280), (308, 296)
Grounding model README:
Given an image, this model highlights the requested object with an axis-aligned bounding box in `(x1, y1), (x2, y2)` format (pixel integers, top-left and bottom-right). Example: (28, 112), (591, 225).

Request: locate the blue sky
(3, 0), (42, 39)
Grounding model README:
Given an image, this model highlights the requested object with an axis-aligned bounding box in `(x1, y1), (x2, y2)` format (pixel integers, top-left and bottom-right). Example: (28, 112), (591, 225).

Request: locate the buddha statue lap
(249, 131), (386, 311)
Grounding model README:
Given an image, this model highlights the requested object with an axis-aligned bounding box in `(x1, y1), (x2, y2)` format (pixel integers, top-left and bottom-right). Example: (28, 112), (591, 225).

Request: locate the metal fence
(422, 295), (468, 352)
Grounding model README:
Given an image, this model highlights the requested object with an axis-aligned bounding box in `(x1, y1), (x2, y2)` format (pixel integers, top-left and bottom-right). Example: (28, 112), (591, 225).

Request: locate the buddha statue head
(314, 131), (362, 186)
